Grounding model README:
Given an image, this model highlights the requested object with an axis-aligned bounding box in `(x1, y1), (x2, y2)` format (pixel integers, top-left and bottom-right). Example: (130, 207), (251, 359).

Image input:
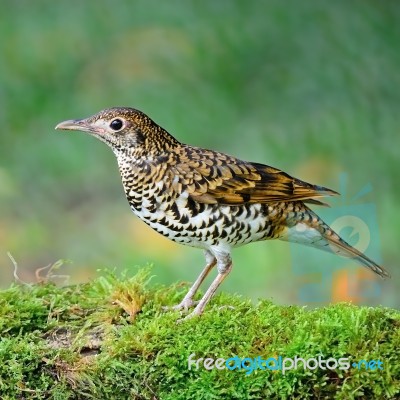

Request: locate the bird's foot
(217, 305), (235, 311)
(176, 307), (203, 323)
(162, 298), (199, 313)
(176, 304), (235, 323)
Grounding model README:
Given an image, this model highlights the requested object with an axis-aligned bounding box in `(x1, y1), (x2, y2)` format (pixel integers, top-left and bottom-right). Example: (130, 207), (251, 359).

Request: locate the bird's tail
(280, 207), (390, 278)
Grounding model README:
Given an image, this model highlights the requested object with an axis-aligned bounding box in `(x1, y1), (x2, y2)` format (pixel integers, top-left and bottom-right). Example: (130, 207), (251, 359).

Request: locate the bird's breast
(127, 189), (286, 249)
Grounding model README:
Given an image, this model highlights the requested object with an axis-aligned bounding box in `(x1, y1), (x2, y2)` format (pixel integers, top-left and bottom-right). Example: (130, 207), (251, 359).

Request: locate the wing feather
(165, 147), (338, 206)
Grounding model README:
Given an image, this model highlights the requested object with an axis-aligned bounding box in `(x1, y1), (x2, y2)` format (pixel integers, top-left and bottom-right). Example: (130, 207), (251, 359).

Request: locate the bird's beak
(55, 119), (89, 132)
(55, 118), (107, 135)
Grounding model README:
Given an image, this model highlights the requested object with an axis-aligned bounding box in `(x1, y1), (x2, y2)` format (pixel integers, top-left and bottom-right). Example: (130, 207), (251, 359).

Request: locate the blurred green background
(0, 0), (398, 307)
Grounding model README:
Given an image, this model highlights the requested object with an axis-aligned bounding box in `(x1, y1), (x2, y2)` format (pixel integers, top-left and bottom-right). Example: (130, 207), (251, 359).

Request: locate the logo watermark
(188, 353), (384, 375)
(290, 173), (383, 304)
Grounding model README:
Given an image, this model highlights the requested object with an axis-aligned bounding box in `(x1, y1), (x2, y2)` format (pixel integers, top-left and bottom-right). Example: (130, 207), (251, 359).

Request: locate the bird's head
(55, 107), (180, 156)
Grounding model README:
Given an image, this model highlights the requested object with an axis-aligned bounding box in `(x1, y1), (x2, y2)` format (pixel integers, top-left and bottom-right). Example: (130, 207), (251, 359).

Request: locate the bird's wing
(166, 148), (338, 206)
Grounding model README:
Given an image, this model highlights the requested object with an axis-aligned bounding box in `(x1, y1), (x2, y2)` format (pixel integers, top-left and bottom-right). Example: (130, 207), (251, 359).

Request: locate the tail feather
(322, 233), (390, 278)
(281, 209), (390, 278)
(303, 198), (331, 207)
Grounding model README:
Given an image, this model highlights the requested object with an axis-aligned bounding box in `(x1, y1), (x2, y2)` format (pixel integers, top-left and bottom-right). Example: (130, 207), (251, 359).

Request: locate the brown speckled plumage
(56, 107), (389, 320)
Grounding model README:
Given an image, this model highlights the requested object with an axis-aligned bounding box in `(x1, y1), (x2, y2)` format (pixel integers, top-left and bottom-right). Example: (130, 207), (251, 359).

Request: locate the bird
(55, 107), (390, 320)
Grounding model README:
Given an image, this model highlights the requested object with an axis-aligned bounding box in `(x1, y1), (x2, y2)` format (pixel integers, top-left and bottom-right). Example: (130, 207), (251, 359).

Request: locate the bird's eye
(109, 118), (124, 131)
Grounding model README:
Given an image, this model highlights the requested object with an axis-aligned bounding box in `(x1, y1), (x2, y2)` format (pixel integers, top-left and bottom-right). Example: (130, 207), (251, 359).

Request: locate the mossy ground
(0, 267), (399, 399)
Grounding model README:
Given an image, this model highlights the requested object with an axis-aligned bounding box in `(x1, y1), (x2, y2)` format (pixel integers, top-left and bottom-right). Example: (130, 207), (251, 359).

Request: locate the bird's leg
(179, 253), (232, 321)
(163, 250), (216, 312)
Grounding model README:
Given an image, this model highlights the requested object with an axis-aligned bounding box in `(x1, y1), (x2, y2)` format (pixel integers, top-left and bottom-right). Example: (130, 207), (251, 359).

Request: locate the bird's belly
(131, 200), (280, 250)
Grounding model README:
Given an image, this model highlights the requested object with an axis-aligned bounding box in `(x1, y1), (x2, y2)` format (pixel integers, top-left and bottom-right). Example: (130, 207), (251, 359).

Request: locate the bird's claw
(162, 298), (199, 313)
(176, 308), (202, 323)
(176, 304), (235, 323)
(217, 305), (235, 311)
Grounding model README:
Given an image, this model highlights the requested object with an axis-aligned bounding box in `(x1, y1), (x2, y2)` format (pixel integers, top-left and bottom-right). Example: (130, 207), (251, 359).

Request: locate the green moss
(0, 268), (398, 399)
